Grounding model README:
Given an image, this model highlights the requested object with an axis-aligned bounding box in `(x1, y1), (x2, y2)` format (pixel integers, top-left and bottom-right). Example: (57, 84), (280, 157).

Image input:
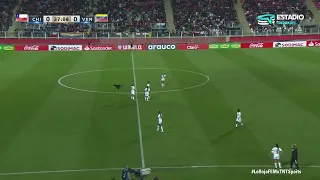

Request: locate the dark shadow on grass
(210, 122), (253, 145)
(211, 128), (236, 144)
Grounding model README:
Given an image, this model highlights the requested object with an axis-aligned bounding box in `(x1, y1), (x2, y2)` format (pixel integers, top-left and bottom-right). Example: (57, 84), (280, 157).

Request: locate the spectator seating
(171, 0), (239, 35)
(313, 0), (320, 9)
(18, 0), (90, 16)
(242, 0), (313, 31)
(0, 0), (18, 31)
(94, 0), (166, 33)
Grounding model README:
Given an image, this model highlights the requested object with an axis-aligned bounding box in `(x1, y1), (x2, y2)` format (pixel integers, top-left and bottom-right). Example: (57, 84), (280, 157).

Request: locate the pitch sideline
(0, 165), (319, 176)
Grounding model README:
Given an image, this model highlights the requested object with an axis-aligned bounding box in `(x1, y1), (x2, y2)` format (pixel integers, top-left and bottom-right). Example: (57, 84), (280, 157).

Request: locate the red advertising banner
(306, 41), (320, 47)
(14, 45), (49, 51)
(241, 42), (273, 48)
(83, 45), (113, 51)
(116, 44), (146, 51)
(177, 44), (209, 50)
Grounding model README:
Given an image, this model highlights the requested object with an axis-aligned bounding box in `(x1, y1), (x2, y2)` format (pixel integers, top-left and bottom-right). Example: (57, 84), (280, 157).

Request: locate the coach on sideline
(290, 144), (299, 169)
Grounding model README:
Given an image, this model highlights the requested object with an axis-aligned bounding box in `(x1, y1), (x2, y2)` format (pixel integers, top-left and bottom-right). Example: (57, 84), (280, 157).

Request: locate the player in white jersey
(144, 87), (150, 101)
(130, 84), (135, 101)
(271, 143), (283, 168)
(156, 111), (164, 132)
(236, 109), (244, 128)
(161, 73), (166, 87)
(146, 81), (151, 99)
(131, 84), (135, 91)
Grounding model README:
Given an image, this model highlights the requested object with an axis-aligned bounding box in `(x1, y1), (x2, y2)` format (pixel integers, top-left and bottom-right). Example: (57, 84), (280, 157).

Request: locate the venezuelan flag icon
(94, 14), (108, 23)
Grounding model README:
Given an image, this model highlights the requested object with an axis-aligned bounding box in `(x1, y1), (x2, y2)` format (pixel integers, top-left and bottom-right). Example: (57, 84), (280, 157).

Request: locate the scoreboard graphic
(16, 14), (100, 24)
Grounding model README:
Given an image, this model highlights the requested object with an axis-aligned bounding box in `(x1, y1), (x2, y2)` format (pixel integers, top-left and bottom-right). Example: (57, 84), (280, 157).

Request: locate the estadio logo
(273, 41), (306, 48)
(14, 45), (49, 51)
(83, 45), (113, 51)
(117, 44), (146, 50)
(148, 44), (176, 50)
(177, 44), (208, 50)
(307, 41), (320, 47)
(241, 42), (273, 48)
(49, 45), (82, 51)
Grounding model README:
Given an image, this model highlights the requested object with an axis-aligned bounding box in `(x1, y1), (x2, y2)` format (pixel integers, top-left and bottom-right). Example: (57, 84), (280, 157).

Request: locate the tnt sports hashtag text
(251, 169), (302, 175)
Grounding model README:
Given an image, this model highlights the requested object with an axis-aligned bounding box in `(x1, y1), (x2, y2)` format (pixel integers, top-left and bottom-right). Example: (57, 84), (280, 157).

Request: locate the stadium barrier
(0, 34), (319, 51)
(0, 34), (320, 45)
(2, 40), (318, 51)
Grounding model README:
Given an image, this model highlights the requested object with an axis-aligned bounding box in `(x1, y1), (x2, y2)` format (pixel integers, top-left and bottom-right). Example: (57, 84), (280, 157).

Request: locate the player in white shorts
(146, 81), (151, 99)
(130, 84), (135, 101)
(271, 143), (283, 168)
(236, 109), (244, 128)
(156, 111), (164, 132)
(161, 73), (166, 87)
(144, 87), (150, 101)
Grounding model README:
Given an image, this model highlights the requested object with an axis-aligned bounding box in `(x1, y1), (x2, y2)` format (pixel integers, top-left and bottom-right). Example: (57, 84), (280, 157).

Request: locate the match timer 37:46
(43, 15), (80, 23)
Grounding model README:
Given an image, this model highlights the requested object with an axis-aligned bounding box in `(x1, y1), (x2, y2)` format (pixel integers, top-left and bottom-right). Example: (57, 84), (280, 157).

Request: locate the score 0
(43, 15), (53, 23)
(71, 15), (80, 23)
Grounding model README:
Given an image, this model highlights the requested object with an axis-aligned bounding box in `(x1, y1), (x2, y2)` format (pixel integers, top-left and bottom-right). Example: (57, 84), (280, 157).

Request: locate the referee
(290, 144), (299, 169)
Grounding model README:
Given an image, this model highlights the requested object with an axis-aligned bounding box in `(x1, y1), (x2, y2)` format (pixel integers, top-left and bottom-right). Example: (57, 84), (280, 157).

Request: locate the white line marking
(57, 68), (209, 94)
(1, 165), (319, 176)
(131, 51), (145, 168)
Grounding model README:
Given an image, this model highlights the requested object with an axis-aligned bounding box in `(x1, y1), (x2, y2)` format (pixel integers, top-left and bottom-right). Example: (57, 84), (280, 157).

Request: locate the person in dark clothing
(122, 166), (129, 180)
(291, 144), (299, 169)
(130, 41), (133, 50)
(113, 84), (122, 89)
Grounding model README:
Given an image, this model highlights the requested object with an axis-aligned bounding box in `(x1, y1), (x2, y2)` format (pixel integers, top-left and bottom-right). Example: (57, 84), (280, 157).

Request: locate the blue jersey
(122, 169), (129, 180)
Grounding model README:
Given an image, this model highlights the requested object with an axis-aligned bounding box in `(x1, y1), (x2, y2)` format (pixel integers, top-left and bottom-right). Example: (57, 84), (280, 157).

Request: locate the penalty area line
(0, 165), (319, 176)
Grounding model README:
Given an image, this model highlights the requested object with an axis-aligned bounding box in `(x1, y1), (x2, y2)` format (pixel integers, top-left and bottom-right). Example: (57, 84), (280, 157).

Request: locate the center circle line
(57, 68), (210, 94)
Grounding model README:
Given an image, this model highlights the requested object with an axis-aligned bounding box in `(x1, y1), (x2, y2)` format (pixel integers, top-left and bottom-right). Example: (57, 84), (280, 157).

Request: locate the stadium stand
(94, 0), (166, 33)
(18, 0), (90, 16)
(242, 0), (313, 33)
(313, 0), (320, 9)
(171, 0), (240, 35)
(0, 0), (18, 31)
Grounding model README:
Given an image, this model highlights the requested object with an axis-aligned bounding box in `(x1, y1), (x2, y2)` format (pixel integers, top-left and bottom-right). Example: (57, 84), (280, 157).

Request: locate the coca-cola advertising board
(273, 41), (306, 48)
(177, 44), (209, 50)
(14, 45), (49, 51)
(83, 45), (113, 51)
(116, 44), (146, 51)
(241, 42), (273, 48)
(306, 41), (320, 47)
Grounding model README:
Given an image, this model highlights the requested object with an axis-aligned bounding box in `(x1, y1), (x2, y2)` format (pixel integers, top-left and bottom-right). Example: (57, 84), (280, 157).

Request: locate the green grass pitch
(0, 49), (320, 180)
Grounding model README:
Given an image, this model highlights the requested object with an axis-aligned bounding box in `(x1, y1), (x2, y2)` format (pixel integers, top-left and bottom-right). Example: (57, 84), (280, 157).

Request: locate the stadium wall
(0, 34), (319, 44)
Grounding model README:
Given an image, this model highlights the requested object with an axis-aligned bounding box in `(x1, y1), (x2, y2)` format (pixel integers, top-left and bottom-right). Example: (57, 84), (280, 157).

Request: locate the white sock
(161, 83), (164, 87)
(278, 162), (281, 168)
(241, 123), (244, 126)
(274, 163), (277, 168)
(147, 97), (149, 101)
(160, 126), (164, 132)
(156, 125), (159, 131)
(236, 123), (238, 128)
(145, 97), (147, 101)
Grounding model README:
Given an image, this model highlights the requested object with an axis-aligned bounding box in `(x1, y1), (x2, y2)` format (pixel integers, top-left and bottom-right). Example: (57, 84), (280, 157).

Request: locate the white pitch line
(1, 165), (320, 176)
(131, 51), (146, 168)
(57, 68), (209, 95)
